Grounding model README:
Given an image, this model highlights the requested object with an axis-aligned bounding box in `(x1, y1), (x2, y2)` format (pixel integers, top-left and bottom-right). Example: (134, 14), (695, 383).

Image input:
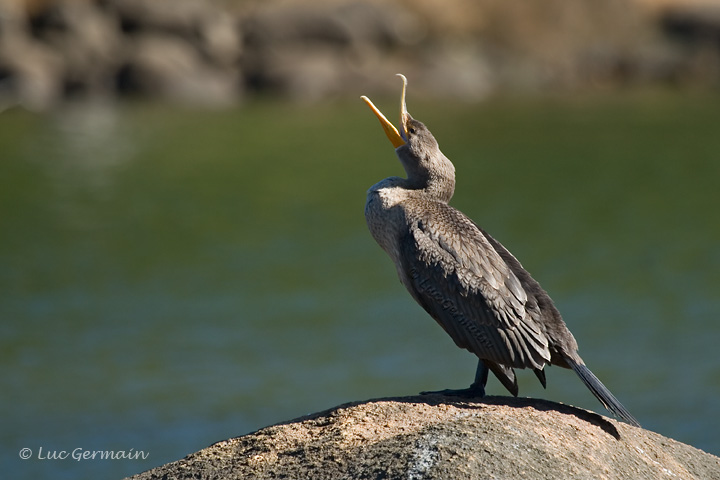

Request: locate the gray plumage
(363, 81), (639, 427)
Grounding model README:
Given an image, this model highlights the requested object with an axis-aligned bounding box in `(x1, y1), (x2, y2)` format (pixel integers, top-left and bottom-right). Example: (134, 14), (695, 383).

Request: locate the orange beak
(361, 74), (409, 149)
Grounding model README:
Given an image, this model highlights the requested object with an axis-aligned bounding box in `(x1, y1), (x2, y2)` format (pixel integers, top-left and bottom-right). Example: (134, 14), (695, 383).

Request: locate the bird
(361, 74), (640, 427)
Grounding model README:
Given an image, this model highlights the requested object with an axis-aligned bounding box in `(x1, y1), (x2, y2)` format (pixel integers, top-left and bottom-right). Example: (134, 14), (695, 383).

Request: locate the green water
(2, 93), (719, 479)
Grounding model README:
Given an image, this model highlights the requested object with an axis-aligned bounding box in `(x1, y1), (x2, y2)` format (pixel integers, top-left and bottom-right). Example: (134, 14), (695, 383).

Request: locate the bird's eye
(408, 127), (416, 135)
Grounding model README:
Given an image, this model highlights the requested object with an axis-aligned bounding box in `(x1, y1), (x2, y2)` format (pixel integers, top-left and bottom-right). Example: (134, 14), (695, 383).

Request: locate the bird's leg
(420, 359), (488, 398)
(472, 359), (489, 390)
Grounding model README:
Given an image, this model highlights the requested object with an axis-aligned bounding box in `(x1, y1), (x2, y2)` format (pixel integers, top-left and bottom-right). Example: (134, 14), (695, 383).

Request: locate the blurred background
(1, 0), (719, 479)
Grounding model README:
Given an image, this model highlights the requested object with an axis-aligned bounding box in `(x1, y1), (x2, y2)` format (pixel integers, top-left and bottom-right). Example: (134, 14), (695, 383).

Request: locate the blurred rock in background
(0, 0), (719, 110)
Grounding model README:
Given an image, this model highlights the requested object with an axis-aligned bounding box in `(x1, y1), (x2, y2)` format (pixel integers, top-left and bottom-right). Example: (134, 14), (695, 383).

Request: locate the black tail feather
(486, 360), (519, 397)
(566, 357), (640, 427)
(534, 368), (547, 389)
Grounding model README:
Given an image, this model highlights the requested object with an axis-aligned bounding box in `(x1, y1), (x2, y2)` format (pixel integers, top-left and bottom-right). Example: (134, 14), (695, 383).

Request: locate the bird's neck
(402, 155), (456, 204)
(405, 173), (454, 203)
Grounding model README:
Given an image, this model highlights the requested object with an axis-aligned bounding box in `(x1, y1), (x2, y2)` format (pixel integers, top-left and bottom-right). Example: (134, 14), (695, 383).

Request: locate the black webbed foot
(420, 359), (489, 398)
(420, 382), (486, 398)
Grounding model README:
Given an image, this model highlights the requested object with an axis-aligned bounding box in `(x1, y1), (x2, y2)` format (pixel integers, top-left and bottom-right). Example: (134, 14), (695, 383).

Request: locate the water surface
(1, 93), (719, 479)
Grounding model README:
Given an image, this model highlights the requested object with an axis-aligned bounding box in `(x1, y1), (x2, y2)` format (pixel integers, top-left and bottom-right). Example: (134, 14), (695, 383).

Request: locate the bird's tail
(566, 357), (640, 427)
(485, 361), (518, 397)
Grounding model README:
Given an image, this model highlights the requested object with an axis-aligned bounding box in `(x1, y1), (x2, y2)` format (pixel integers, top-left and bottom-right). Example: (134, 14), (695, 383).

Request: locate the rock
(115, 32), (240, 106)
(0, 0), (65, 110)
(0, 0), (243, 108)
(239, 1), (424, 100)
(27, 0), (122, 98)
(102, 0), (242, 68)
(105, 0), (242, 105)
(657, 2), (720, 84)
(124, 395), (720, 480)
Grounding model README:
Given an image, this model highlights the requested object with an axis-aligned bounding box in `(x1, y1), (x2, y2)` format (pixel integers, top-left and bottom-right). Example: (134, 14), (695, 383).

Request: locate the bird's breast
(365, 186), (410, 265)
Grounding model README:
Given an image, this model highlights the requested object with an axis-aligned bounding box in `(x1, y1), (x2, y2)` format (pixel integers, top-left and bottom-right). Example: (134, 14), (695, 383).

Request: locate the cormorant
(361, 74), (640, 427)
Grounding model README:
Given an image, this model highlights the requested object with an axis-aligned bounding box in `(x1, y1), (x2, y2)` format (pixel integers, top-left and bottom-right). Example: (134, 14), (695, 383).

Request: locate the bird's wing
(399, 203), (551, 370)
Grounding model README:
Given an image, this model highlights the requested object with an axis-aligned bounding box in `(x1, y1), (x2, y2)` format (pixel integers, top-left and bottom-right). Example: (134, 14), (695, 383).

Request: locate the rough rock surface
(125, 395), (720, 480)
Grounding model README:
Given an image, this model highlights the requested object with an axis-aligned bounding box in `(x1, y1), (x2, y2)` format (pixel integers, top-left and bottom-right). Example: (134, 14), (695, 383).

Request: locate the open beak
(361, 74), (409, 149)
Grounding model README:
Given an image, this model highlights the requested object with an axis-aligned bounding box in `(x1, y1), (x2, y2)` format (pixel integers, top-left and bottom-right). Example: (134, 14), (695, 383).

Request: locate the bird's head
(361, 74), (437, 150)
(361, 74), (454, 200)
